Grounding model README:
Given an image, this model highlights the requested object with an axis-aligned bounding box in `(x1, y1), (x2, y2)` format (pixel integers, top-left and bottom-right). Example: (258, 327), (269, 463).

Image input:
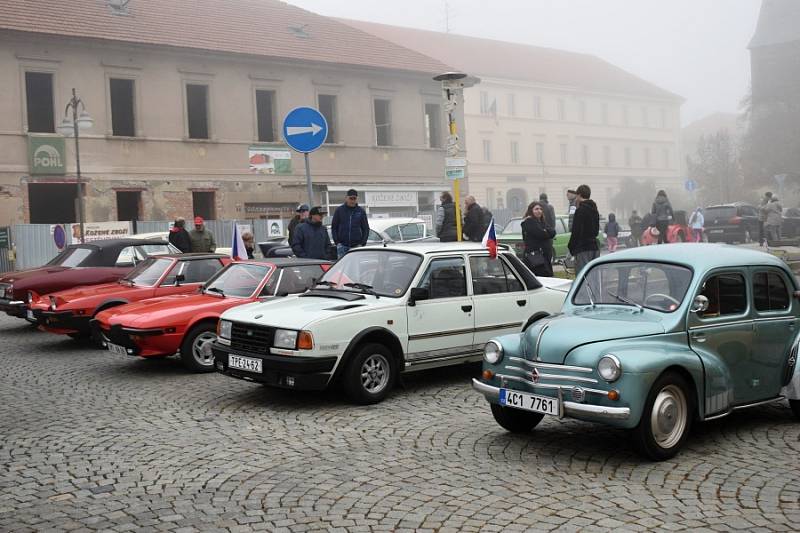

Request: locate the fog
(288, 0), (761, 125)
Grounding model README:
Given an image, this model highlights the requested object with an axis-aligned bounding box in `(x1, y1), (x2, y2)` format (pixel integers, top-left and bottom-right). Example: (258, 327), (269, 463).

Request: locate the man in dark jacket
(435, 191), (458, 241)
(168, 217), (191, 253)
(291, 207), (332, 260)
(462, 195), (485, 242)
(330, 189), (369, 258)
(287, 204), (309, 245)
(539, 193), (556, 230)
(567, 185), (599, 275)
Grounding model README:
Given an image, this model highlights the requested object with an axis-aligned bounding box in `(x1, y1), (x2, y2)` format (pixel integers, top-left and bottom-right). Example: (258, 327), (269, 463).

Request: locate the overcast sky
(287, 0), (762, 126)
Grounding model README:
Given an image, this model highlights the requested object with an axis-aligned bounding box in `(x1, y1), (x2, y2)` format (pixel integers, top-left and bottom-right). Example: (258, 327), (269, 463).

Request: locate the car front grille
(230, 322), (275, 355)
(497, 358), (603, 401)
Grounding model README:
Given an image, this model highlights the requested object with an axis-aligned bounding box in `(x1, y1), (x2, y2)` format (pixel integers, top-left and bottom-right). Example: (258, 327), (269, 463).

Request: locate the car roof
(367, 218), (426, 232)
(594, 243), (787, 270)
(355, 242), (510, 255)
(131, 232), (168, 239)
(706, 202), (753, 208)
(72, 238), (168, 249)
(159, 253), (227, 260)
(232, 258), (331, 266)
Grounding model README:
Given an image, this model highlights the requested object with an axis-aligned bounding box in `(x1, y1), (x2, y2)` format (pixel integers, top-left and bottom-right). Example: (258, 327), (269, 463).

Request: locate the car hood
(52, 281), (141, 302)
(0, 266), (69, 283)
(99, 292), (239, 327)
(522, 308), (666, 364)
(221, 290), (392, 330)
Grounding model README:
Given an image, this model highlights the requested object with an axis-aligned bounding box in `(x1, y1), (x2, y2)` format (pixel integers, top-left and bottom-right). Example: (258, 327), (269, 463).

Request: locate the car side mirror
(408, 287), (429, 306)
(690, 295), (709, 313)
(174, 274), (185, 286)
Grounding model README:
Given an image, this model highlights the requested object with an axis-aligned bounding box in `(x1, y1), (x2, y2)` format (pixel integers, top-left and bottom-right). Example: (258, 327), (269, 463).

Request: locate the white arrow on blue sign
(282, 107), (328, 153)
(684, 179), (697, 192)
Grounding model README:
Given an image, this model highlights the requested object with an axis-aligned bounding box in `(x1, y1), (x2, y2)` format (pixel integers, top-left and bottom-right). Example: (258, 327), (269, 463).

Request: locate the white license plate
(500, 388), (560, 416)
(107, 343), (127, 356)
(229, 354), (263, 373)
(709, 229), (724, 233)
(26, 310), (34, 320)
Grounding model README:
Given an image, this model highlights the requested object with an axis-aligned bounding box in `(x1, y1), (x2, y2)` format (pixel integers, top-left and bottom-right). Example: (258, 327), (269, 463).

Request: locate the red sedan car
(92, 258), (330, 372)
(31, 254), (228, 339)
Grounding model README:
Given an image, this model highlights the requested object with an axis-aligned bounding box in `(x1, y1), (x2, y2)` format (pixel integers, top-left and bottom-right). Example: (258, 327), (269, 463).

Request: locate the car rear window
(705, 207), (737, 220)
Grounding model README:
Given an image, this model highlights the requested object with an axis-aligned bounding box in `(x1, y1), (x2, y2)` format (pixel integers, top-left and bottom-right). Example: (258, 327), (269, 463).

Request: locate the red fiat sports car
(31, 254), (228, 338)
(91, 258), (330, 372)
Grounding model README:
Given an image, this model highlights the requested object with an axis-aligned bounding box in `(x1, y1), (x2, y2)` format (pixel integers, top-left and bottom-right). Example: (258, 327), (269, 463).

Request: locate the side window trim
(417, 255), (468, 300)
(694, 270), (749, 323)
(752, 268), (791, 314)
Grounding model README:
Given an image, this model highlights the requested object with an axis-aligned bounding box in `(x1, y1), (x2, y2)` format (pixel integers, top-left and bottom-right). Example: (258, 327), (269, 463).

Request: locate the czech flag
(481, 217), (497, 259)
(231, 224), (247, 261)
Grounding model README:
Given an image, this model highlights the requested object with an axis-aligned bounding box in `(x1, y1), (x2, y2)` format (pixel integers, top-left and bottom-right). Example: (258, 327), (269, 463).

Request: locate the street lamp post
(56, 88), (94, 243)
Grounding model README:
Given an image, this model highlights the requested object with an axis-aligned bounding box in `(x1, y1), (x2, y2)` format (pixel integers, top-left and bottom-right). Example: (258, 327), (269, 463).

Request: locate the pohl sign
(28, 135), (66, 175)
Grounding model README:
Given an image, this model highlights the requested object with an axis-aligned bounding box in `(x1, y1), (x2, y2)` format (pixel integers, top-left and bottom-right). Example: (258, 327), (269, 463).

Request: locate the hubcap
(650, 384), (687, 449)
(192, 332), (217, 366)
(360, 353), (390, 394)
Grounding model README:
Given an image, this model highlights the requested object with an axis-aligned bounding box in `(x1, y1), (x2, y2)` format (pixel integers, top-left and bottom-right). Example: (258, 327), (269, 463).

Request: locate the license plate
(229, 354), (263, 373)
(107, 343), (127, 356)
(26, 310), (34, 320)
(709, 229), (724, 234)
(500, 388), (560, 416)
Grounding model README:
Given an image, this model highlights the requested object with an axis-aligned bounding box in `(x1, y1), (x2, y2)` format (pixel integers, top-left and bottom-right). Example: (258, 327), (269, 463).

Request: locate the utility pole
(444, 1), (451, 33)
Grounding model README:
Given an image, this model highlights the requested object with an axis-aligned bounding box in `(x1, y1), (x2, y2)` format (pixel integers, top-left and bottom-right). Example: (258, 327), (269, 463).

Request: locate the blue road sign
(684, 179), (697, 192)
(282, 107), (328, 153)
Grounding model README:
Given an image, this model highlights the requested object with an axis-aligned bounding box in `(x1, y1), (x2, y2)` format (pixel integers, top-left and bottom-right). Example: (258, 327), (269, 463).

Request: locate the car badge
(531, 368), (540, 384)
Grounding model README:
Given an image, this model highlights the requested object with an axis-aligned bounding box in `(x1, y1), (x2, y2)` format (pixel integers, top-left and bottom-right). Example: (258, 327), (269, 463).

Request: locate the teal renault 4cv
(473, 243), (800, 460)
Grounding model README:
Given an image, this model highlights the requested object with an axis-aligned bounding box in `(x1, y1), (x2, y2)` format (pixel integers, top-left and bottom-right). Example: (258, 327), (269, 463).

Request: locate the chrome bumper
(472, 378), (630, 421)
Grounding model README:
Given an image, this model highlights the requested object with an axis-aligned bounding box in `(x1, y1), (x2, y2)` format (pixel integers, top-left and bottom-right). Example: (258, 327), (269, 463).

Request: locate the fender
(523, 311), (550, 332)
(94, 300), (129, 315)
(781, 337), (800, 400)
(330, 327), (404, 383)
(186, 314), (221, 333)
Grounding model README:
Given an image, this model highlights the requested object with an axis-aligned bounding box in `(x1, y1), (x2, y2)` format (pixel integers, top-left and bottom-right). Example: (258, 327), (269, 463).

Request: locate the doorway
(28, 183), (78, 223)
(192, 191), (216, 220)
(116, 191), (141, 221)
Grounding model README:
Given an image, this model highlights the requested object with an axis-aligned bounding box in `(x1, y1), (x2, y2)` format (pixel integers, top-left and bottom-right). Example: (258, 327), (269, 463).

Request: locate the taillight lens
(728, 216), (742, 224)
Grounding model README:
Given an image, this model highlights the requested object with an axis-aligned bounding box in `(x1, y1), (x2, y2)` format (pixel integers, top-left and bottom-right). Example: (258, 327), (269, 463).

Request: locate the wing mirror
(690, 295), (709, 313)
(174, 274), (185, 286)
(408, 287), (429, 307)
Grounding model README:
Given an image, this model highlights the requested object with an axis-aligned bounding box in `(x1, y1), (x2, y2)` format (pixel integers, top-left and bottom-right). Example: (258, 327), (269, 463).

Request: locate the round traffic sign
(684, 179), (697, 192)
(53, 224), (67, 250)
(282, 107), (328, 153)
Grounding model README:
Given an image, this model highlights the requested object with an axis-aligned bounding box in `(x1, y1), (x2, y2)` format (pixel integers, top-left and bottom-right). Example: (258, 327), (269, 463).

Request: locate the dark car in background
(781, 207), (800, 238)
(703, 203), (760, 244)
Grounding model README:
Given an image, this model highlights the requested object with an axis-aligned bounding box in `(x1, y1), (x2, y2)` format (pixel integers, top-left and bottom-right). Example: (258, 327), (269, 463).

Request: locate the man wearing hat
(291, 207), (332, 260)
(331, 189), (369, 258)
(288, 204), (309, 245)
(189, 216), (216, 253)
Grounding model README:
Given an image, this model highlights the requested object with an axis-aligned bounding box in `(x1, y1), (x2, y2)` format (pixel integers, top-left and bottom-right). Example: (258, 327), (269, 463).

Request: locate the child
(604, 213), (620, 252)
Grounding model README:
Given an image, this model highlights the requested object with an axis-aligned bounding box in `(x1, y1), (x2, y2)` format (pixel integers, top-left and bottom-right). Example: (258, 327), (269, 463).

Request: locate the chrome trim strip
(495, 373), (607, 395)
(408, 328), (473, 340)
(689, 319), (753, 331)
(508, 357), (593, 373)
(534, 322), (549, 360)
(503, 365), (597, 384)
(474, 322), (522, 332)
(703, 396), (785, 421)
(407, 350), (481, 366)
(753, 316), (795, 323)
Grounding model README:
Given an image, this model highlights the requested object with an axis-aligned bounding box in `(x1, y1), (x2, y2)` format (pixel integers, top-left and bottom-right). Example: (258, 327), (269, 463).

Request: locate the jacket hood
(577, 199), (598, 213)
(655, 196), (669, 205)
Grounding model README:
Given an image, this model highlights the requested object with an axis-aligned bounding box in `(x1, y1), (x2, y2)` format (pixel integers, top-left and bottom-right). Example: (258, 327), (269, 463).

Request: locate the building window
(660, 107), (668, 129)
(116, 191), (141, 221)
(373, 99), (392, 146)
(186, 84), (209, 139)
(622, 104), (629, 126)
(109, 78), (135, 137)
(533, 95), (542, 118)
(507, 93), (516, 117)
(192, 191), (215, 220)
(624, 147), (632, 167)
(318, 94), (337, 144)
(560, 143), (568, 165)
(601, 103), (609, 125)
(255, 89), (276, 142)
(641, 106), (649, 127)
(483, 139), (492, 162)
(557, 99), (566, 121)
(579, 101), (587, 122)
(510, 140), (519, 164)
(581, 144), (589, 166)
(663, 148), (670, 168)
(644, 147), (651, 168)
(536, 142), (545, 164)
(25, 72), (55, 133)
(424, 103), (441, 148)
(480, 91), (489, 114)
(603, 145), (611, 167)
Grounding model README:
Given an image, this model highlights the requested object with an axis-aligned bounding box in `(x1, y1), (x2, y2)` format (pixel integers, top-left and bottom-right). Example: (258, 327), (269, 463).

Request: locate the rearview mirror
(408, 287), (429, 306)
(690, 295), (709, 313)
(174, 274), (185, 286)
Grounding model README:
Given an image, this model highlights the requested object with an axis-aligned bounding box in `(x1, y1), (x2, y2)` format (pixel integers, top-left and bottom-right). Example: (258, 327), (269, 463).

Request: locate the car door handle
(691, 332), (706, 343)
(461, 305), (472, 312)
(516, 299), (526, 307)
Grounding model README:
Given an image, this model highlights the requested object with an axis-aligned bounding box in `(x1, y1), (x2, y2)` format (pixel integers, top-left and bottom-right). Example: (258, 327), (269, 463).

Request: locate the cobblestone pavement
(1, 315), (800, 532)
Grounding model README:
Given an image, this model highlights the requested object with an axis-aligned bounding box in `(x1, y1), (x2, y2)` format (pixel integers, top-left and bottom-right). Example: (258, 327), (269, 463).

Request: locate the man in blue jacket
(291, 207), (332, 260)
(330, 189), (369, 258)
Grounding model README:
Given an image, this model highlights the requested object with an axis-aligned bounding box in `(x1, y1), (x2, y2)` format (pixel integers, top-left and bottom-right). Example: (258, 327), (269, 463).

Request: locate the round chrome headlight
(597, 354), (622, 382)
(484, 340), (504, 365)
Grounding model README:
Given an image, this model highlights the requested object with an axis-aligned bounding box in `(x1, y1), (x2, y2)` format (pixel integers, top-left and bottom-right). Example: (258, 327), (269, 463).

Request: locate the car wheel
(179, 323), (217, 373)
(343, 343), (395, 404)
(631, 371), (693, 461)
(790, 400), (800, 420)
(490, 403), (544, 433)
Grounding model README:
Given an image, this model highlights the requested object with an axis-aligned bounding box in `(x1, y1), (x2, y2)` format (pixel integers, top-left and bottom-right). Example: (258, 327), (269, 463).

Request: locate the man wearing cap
(292, 207), (332, 260)
(287, 204), (309, 245)
(331, 189), (369, 258)
(189, 216), (216, 253)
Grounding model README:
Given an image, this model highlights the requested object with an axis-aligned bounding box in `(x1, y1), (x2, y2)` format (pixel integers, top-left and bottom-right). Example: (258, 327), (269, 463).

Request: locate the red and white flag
(481, 217), (497, 259)
(231, 224), (247, 261)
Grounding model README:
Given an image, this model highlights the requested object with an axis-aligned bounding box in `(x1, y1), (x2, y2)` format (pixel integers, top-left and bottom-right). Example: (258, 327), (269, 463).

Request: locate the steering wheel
(643, 293), (681, 307)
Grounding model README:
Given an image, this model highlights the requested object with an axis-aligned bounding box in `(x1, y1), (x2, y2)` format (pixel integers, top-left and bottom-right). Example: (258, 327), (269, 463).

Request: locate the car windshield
(502, 218), (523, 234)
(46, 247), (94, 267)
(139, 243), (175, 256)
(204, 263), (271, 298)
(122, 257), (173, 286)
(573, 261), (693, 313)
(319, 250), (422, 297)
(706, 207), (737, 220)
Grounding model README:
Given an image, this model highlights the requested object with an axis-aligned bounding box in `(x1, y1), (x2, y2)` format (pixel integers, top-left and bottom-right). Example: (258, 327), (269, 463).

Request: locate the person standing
(242, 231), (256, 259)
(689, 207), (705, 243)
(189, 216), (216, 253)
(435, 191), (458, 242)
(765, 196), (783, 243)
(567, 185), (599, 275)
(567, 189), (578, 230)
(331, 189), (369, 258)
(462, 195), (485, 242)
(628, 210), (643, 247)
(522, 201), (555, 277)
(168, 217), (191, 253)
(604, 213), (620, 252)
(539, 193), (556, 230)
(287, 204), (310, 245)
(292, 207), (332, 260)
(758, 191), (773, 246)
(651, 190), (673, 244)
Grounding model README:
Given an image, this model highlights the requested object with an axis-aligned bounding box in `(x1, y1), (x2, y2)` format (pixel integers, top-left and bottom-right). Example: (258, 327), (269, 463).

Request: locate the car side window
(754, 271), (790, 312)
(698, 274), (747, 319)
(469, 256), (524, 295)
(368, 230), (383, 243)
(400, 223), (423, 240)
(417, 257), (467, 299)
(385, 225), (401, 241)
(275, 265), (323, 295)
(115, 246), (137, 267)
(183, 259), (224, 283)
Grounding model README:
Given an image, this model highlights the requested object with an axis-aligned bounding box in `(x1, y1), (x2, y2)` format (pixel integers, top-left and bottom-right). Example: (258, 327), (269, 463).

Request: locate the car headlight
(218, 320), (232, 340)
(484, 340), (504, 364)
(597, 354), (622, 382)
(49, 296), (57, 311)
(274, 329), (298, 349)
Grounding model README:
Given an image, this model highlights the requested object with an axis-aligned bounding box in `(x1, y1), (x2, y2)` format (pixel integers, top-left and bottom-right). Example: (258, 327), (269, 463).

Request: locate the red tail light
(728, 216), (742, 224)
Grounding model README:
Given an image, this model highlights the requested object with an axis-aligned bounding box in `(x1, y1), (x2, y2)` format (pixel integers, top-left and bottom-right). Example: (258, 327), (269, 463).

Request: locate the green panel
(28, 135), (66, 175)
(0, 227), (9, 248)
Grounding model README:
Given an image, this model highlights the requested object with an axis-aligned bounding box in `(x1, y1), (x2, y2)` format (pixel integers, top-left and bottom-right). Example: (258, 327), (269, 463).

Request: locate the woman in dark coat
(521, 201), (556, 277)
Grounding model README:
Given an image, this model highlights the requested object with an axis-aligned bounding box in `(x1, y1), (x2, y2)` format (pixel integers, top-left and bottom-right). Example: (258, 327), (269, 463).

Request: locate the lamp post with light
(56, 88), (94, 244)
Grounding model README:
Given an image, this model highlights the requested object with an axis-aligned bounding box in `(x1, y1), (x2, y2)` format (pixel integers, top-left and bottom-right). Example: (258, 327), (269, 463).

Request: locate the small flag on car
(481, 217), (497, 259)
(231, 224), (247, 261)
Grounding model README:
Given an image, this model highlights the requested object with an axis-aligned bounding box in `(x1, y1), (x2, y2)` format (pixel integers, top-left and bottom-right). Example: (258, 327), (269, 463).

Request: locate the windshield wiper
(343, 282), (379, 298)
(582, 274), (596, 307)
(607, 290), (644, 312)
(205, 287), (225, 297)
(315, 280), (338, 288)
